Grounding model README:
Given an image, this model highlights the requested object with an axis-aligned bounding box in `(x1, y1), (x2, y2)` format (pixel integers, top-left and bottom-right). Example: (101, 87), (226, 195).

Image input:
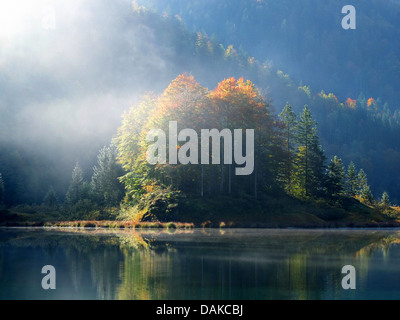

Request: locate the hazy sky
(0, 0), (176, 149)
(3, 0), (399, 204)
(0, 0), (185, 202)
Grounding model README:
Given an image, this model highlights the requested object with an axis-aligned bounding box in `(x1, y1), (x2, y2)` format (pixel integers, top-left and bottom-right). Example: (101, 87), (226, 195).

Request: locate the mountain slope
(138, 0), (400, 109)
(1, 0), (400, 205)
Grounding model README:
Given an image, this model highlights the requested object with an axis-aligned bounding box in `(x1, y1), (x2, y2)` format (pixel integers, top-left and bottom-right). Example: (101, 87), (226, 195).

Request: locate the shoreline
(1, 219), (400, 229)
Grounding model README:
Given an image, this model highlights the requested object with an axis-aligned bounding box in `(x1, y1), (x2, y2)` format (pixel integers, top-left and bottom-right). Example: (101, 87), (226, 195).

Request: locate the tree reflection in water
(0, 228), (400, 300)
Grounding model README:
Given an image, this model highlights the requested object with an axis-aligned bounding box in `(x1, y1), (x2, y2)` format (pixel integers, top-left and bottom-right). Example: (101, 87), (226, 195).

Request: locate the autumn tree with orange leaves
(115, 74), (286, 209)
(208, 77), (284, 197)
(115, 74), (379, 222)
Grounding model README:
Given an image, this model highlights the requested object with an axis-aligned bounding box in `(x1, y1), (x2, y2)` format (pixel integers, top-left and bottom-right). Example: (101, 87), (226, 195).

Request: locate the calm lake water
(0, 227), (400, 300)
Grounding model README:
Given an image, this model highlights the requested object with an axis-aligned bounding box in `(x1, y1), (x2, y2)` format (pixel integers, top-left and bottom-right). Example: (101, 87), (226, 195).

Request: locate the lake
(0, 227), (399, 300)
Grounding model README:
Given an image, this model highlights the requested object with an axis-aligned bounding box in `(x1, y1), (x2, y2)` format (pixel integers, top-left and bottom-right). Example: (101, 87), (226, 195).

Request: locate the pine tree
(346, 162), (358, 196)
(279, 103), (298, 195)
(381, 191), (390, 207)
(43, 186), (58, 209)
(0, 173), (4, 205)
(325, 156), (345, 197)
(360, 185), (374, 204)
(65, 162), (85, 205)
(357, 169), (374, 203)
(296, 105), (325, 197)
(91, 144), (125, 207)
(358, 169), (368, 195)
(307, 139), (326, 197)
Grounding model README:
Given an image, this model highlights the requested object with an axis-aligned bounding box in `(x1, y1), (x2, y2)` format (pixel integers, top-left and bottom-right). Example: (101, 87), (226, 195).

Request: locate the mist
(2, 0), (399, 205)
(0, 0), (187, 203)
(0, 0), (282, 204)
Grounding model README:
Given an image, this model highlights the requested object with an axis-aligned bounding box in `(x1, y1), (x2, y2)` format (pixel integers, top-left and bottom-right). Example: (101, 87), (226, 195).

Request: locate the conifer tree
(357, 169), (374, 203)
(279, 103), (298, 195)
(296, 105), (325, 197)
(307, 139), (326, 197)
(381, 191), (390, 207)
(360, 185), (374, 204)
(43, 186), (58, 209)
(358, 169), (368, 195)
(65, 162), (85, 205)
(346, 162), (358, 196)
(325, 156), (345, 197)
(91, 144), (125, 206)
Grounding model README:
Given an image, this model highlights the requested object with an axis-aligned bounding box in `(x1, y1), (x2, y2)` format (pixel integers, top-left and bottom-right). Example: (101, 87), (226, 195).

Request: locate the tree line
(0, 74), (393, 219)
(0, 145), (125, 220)
(279, 103), (377, 204)
(113, 74), (391, 221)
(1, 4), (400, 206)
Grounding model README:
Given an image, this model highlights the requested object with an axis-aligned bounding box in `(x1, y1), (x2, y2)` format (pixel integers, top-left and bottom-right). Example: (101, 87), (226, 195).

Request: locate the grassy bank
(1, 194), (400, 229)
(44, 220), (194, 229)
(162, 193), (400, 228)
(2, 219), (400, 229)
